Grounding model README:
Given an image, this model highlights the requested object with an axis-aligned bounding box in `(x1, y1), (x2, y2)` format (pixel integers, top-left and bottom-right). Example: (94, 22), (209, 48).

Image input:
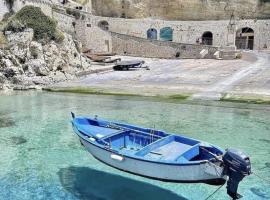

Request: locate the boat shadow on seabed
(58, 166), (188, 200)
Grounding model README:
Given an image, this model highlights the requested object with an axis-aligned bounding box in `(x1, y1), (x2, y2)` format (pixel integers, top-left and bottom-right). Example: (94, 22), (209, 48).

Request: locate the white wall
(87, 16), (270, 50)
(0, 0), (9, 21)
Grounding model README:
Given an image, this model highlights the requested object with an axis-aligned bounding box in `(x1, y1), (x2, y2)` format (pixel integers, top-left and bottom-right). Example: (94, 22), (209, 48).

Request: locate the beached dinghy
(71, 113), (251, 199)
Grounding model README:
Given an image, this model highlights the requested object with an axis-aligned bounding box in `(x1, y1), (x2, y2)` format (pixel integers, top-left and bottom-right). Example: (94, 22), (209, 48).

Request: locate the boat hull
(79, 136), (226, 185)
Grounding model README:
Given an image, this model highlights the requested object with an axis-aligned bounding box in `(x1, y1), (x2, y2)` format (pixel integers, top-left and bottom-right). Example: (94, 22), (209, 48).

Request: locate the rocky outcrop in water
(0, 28), (91, 90)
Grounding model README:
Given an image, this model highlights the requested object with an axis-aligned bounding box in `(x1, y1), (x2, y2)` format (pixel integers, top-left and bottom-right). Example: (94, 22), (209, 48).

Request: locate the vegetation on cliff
(4, 6), (64, 42)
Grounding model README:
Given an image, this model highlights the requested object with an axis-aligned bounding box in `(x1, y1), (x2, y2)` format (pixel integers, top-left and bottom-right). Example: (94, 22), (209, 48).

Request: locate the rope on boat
(204, 183), (226, 200)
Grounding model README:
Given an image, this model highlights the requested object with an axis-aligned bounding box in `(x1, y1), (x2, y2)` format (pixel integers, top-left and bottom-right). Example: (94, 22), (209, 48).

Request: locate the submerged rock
(9, 136), (27, 145)
(259, 139), (270, 144)
(0, 117), (16, 128)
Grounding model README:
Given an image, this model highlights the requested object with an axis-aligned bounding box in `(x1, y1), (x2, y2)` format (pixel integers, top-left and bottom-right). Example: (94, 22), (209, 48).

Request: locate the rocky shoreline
(0, 28), (91, 91)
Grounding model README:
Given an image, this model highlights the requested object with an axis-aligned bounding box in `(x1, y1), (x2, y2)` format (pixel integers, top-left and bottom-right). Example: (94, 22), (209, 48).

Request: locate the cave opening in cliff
(160, 27), (173, 41)
(235, 27), (254, 50)
(147, 28), (158, 40)
(202, 31), (213, 45)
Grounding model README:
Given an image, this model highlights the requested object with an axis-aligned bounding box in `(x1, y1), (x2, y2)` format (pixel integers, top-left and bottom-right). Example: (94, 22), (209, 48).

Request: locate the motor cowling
(222, 149), (251, 199)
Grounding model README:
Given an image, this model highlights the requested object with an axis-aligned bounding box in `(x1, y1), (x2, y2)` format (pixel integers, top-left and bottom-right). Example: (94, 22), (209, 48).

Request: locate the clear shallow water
(0, 91), (270, 200)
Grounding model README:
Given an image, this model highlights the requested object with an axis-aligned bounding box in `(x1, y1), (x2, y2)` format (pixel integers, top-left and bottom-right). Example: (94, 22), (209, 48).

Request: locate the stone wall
(88, 16), (270, 50)
(0, 0), (9, 21)
(52, 8), (75, 34)
(91, 0), (270, 21)
(111, 32), (218, 59)
(76, 19), (112, 52)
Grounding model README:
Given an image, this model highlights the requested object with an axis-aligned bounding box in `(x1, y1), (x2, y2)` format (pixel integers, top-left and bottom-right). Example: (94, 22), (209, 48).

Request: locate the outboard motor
(223, 149), (251, 199)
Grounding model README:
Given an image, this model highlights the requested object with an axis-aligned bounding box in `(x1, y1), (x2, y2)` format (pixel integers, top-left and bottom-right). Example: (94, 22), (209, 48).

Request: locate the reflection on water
(0, 91), (269, 199)
(250, 187), (270, 199)
(58, 167), (187, 200)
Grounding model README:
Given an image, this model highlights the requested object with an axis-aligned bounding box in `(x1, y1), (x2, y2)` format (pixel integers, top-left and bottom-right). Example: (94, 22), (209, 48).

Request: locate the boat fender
(111, 154), (124, 162)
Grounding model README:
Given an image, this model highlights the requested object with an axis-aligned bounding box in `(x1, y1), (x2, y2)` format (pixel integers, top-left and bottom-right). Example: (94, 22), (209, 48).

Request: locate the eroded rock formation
(0, 29), (91, 90)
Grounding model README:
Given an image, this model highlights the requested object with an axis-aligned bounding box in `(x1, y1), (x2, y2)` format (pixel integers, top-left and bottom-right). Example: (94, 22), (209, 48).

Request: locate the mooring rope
(252, 171), (270, 185)
(204, 183), (226, 200)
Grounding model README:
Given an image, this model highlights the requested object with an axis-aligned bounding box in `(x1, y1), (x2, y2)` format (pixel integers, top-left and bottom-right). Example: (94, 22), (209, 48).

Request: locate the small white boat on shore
(71, 113), (251, 199)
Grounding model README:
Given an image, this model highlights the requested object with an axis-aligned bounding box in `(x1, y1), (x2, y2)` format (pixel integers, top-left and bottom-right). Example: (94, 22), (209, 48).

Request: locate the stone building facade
(87, 16), (270, 51)
(1, 0), (270, 58)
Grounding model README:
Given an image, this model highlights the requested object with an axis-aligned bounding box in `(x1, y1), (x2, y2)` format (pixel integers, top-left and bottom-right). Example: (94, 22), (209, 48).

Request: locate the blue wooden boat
(71, 113), (251, 199)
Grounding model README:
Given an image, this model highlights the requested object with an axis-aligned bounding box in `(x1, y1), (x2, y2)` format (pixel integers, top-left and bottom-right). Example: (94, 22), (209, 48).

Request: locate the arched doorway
(160, 27), (173, 41)
(202, 31), (213, 45)
(147, 28), (157, 40)
(235, 27), (254, 50)
(98, 21), (109, 31)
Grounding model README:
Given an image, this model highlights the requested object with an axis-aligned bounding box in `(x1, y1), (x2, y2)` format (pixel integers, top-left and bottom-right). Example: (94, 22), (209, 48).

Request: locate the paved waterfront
(55, 51), (270, 101)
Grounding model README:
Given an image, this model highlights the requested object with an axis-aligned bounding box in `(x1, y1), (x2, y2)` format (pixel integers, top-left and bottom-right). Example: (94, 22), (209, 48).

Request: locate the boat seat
(175, 144), (200, 163)
(151, 141), (191, 161)
(75, 118), (120, 138)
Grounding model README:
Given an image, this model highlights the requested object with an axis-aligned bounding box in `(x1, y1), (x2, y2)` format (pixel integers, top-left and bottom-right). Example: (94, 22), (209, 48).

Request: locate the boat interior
(74, 118), (223, 163)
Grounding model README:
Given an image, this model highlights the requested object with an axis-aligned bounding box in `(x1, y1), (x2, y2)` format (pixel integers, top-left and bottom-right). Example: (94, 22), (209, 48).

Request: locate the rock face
(0, 29), (91, 89)
(91, 0), (270, 20)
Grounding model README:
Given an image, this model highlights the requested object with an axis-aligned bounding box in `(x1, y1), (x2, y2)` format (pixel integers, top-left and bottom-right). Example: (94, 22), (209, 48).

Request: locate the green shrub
(5, 6), (58, 41)
(235, 52), (242, 59)
(4, 19), (25, 32)
(0, 32), (7, 45)
(54, 30), (65, 43)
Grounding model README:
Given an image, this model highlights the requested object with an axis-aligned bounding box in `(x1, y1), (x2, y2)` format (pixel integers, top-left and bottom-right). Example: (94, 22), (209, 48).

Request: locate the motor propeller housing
(222, 149), (251, 199)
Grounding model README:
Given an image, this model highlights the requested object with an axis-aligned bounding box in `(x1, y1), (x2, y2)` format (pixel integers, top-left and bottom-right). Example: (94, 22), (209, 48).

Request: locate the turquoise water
(0, 91), (270, 200)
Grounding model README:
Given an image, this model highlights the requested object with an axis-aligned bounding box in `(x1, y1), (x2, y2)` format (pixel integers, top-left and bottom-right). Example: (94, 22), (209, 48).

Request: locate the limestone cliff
(0, 29), (91, 90)
(91, 0), (270, 20)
